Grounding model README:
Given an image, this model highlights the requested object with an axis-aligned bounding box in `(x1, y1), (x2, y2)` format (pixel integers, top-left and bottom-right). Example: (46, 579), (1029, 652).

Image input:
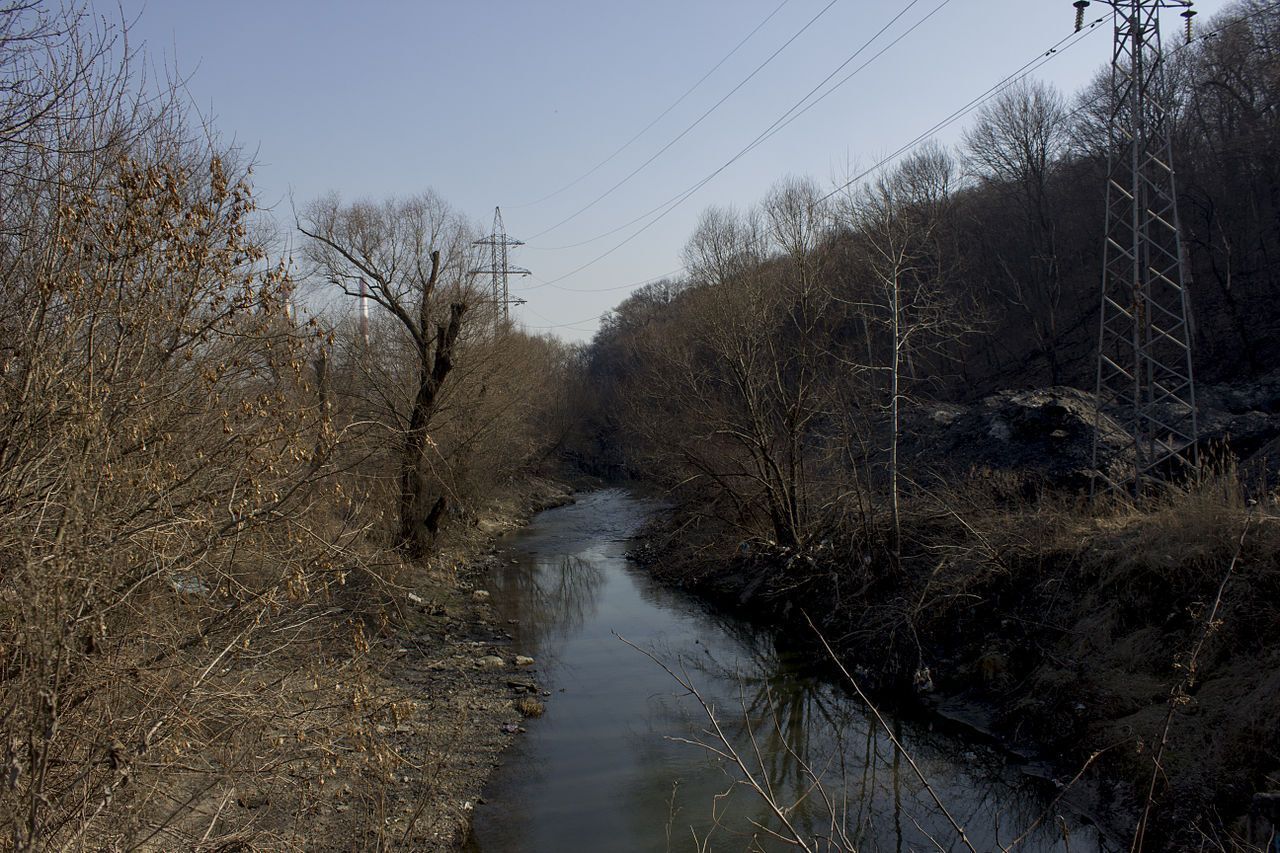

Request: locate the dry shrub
(0, 150), (355, 847)
(0, 7), (414, 847)
(1097, 469), (1251, 573)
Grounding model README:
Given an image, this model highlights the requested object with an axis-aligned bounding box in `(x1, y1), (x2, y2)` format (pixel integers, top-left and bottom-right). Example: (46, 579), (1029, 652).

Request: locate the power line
(726, 0), (950, 163)
(523, 310), (611, 331)
(1058, 0), (1280, 125)
(811, 13), (1107, 206)
(525, 0), (844, 242)
(527, 0), (932, 253)
(520, 267), (687, 294)
(510, 0), (794, 210)
(531, 3), (1091, 296)
(810, 0), (1280, 208)
(531, 0), (957, 286)
(524, 1), (1279, 332)
(520, 275), (690, 328)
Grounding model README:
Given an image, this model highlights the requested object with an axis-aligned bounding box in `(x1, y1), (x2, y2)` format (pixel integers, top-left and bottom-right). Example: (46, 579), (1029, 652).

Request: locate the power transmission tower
(471, 207), (530, 331)
(1076, 0), (1200, 494)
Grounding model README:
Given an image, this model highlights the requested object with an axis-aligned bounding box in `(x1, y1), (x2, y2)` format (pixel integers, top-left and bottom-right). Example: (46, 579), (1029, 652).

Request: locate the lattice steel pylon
(470, 207), (530, 331)
(1080, 0), (1200, 494)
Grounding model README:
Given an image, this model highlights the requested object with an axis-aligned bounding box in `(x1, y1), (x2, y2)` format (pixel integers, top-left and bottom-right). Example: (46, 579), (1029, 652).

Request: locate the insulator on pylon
(1074, 0), (1090, 32)
(1182, 8), (1197, 44)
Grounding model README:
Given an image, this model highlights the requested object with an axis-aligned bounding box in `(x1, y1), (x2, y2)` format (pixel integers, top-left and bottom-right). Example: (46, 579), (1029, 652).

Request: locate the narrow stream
(465, 490), (1114, 852)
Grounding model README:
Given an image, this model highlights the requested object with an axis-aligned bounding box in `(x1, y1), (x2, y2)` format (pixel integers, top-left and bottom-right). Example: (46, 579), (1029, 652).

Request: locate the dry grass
(905, 469), (1280, 848)
(0, 7), (573, 848)
(641, 462), (1279, 848)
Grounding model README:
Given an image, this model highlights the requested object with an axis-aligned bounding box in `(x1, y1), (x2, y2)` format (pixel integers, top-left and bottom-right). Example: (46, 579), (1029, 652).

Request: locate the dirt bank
(362, 477), (578, 850)
(629, 487), (1280, 850)
(216, 477), (577, 851)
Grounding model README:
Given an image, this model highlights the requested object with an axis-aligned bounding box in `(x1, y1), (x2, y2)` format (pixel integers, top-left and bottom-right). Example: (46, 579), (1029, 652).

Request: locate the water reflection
(640, 635), (1105, 852)
(467, 491), (1117, 853)
(488, 554), (604, 654)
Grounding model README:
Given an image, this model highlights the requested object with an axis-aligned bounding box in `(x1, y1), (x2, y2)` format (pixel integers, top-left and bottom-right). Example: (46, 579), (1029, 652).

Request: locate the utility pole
(470, 207), (530, 332)
(1076, 0), (1200, 494)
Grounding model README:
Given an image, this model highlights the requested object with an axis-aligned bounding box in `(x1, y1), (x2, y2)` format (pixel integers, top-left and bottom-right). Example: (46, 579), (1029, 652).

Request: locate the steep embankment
(628, 387), (1280, 850)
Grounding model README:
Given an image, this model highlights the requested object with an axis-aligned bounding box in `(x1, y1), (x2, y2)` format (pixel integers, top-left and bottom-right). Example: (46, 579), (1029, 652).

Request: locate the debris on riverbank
(629, 479), (1280, 850)
(283, 476), (574, 851)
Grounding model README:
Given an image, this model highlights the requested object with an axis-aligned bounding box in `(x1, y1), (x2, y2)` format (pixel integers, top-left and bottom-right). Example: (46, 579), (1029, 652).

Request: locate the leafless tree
(963, 80), (1073, 383)
(840, 145), (965, 559)
(299, 192), (478, 559)
(627, 180), (838, 549)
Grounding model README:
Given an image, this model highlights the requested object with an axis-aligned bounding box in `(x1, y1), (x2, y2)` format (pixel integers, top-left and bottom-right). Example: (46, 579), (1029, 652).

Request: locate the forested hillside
(586, 0), (1280, 467)
(572, 2), (1280, 847)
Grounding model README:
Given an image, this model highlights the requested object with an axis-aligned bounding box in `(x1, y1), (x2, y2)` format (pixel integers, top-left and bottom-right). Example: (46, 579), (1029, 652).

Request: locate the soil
(365, 478), (579, 851)
(627, 498), (1280, 851)
(276, 476), (578, 852)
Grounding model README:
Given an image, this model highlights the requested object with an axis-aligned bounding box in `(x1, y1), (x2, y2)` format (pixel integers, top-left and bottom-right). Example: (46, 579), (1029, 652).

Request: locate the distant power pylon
(471, 207), (530, 330)
(1077, 0), (1200, 494)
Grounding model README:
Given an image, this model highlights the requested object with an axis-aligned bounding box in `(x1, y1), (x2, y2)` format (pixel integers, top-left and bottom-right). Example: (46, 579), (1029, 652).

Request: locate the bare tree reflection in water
(630, 631), (1117, 852)
(486, 554), (604, 655)
(467, 492), (1118, 853)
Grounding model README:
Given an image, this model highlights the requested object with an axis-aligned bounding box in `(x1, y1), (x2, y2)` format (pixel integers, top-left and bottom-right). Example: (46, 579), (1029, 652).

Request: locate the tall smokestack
(358, 277), (369, 345)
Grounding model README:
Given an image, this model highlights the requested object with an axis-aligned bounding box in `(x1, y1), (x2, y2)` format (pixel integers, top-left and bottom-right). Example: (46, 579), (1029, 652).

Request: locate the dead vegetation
(0, 4), (576, 848)
(629, 464), (1280, 849)
(577, 94), (1280, 840)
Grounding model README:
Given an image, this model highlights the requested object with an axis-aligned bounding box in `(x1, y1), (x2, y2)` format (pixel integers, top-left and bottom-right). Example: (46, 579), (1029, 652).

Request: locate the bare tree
(963, 80), (1073, 383)
(841, 145), (965, 559)
(683, 203), (764, 288)
(623, 180), (838, 549)
(299, 192), (476, 559)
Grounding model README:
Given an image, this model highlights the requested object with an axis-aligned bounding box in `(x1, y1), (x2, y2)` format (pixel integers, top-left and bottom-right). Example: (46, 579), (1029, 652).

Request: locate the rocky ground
(213, 477), (577, 852)
(359, 478), (577, 851)
(900, 373), (1280, 493)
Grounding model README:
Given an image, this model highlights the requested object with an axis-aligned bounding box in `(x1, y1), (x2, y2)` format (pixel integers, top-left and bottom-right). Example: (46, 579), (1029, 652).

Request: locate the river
(464, 489), (1115, 853)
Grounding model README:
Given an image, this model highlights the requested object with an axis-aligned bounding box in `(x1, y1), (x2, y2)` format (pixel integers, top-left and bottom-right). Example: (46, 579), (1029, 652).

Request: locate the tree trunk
(890, 271), (902, 567)
(398, 302), (466, 560)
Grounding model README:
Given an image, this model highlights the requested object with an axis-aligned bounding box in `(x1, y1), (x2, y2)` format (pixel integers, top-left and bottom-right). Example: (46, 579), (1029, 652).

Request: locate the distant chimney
(358, 277), (370, 345)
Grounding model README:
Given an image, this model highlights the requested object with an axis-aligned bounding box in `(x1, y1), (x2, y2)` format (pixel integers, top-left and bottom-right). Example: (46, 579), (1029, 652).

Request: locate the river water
(465, 489), (1115, 853)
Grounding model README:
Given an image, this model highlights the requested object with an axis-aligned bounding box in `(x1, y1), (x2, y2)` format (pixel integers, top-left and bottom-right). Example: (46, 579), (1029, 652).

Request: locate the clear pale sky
(102, 0), (1233, 341)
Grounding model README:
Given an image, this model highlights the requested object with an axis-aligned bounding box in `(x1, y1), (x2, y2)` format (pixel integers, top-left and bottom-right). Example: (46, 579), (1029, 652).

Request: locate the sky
(99, 0), (1235, 341)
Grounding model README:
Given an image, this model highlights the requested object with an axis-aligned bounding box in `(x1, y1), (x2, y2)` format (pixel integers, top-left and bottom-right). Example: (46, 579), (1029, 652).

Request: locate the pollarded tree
(299, 192), (476, 559)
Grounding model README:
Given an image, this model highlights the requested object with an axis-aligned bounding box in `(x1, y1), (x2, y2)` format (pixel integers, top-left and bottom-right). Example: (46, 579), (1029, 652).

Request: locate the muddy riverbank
(320, 477), (577, 851)
(626, 495), (1280, 850)
(462, 489), (1122, 852)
